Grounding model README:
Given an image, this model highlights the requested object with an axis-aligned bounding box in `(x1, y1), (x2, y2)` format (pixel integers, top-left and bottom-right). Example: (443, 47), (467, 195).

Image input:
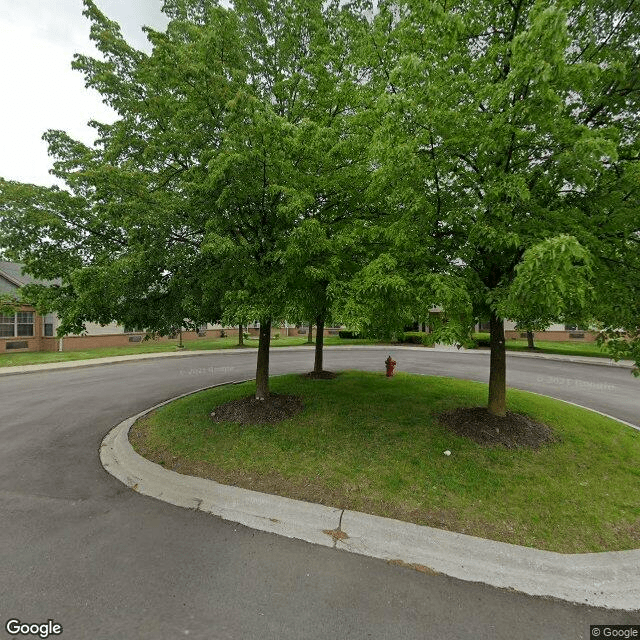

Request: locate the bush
(421, 333), (436, 347)
(397, 331), (429, 344)
(220, 329), (226, 338)
(470, 333), (491, 348)
(338, 330), (362, 339)
(273, 333), (280, 340)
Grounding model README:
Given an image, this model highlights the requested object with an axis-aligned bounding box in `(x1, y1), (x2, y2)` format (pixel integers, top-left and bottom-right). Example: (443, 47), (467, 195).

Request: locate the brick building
(0, 262), (335, 353)
(0, 261), (58, 353)
(475, 319), (598, 342)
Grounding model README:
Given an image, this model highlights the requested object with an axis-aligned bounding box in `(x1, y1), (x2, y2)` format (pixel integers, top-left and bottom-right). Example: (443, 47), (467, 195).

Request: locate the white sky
(0, 0), (168, 187)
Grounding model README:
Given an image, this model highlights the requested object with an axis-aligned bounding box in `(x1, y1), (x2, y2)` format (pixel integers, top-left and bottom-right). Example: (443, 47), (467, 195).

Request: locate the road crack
(323, 509), (348, 548)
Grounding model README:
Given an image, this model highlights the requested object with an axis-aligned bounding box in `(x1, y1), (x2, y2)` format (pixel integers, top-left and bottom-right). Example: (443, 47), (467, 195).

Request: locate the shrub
(338, 330), (362, 339)
(220, 329), (226, 338)
(469, 333), (491, 348)
(398, 331), (429, 344)
(421, 333), (436, 347)
(273, 333), (280, 340)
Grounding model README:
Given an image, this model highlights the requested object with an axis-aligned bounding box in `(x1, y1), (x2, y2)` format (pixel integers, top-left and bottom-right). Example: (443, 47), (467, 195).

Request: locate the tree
(191, 0), (361, 395)
(283, 219), (370, 375)
(348, 0), (640, 414)
(0, 292), (19, 317)
(0, 0), (361, 399)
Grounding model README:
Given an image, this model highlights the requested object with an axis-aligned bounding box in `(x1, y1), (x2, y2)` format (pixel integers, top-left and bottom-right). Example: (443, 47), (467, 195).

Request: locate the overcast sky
(0, 0), (168, 187)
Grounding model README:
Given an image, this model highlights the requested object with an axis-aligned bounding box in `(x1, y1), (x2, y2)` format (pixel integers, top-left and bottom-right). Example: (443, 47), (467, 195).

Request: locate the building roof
(0, 261), (60, 294)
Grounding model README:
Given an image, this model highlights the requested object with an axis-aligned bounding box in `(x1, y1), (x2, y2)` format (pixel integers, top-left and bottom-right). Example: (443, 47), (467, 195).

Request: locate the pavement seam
(100, 384), (640, 612)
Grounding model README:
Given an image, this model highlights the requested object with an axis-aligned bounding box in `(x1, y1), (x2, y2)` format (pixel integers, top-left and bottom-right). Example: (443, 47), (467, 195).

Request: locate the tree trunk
(255, 319), (271, 400)
(488, 313), (507, 416)
(526, 330), (535, 349)
(238, 323), (244, 347)
(314, 315), (325, 373)
(307, 321), (313, 344)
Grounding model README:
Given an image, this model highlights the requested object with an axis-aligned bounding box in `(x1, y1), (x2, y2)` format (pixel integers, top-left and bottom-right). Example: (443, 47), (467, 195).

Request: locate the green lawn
(473, 332), (611, 359)
(130, 371), (640, 553)
(505, 339), (610, 358)
(0, 335), (378, 368)
(0, 331), (619, 368)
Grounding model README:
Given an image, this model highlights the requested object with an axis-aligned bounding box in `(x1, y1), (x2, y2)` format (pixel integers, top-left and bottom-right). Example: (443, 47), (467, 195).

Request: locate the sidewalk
(100, 387), (640, 612)
(0, 344), (635, 376)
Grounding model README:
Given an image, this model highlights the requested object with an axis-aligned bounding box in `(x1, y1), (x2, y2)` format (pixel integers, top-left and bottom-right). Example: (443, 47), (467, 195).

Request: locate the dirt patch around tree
(438, 407), (559, 449)
(210, 393), (304, 425)
(301, 370), (338, 380)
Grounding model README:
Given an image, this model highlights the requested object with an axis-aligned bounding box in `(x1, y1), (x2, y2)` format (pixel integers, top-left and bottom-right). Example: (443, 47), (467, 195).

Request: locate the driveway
(0, 347), (638, 639)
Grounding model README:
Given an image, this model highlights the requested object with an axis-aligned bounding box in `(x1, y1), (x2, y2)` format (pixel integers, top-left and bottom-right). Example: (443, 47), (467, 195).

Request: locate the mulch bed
(210, 393), (304, 425)
(301, 370), (338, 380)
(438, 407), (559, 449)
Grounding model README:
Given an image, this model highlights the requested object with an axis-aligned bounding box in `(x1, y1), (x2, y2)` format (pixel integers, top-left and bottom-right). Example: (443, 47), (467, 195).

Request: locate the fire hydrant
(385, 355), (397, 377)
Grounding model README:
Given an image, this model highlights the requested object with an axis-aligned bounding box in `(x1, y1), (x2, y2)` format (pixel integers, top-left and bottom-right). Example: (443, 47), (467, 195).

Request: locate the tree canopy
(0, 0), (363, 398)
(0, 0), (637, 410)
(342, 0), (640, 411)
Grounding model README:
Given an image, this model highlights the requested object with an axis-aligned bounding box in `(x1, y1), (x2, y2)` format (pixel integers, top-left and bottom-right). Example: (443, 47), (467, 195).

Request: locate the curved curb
(521, 389), (640, 432)
(1, 344), (635, 377)
(101, 384), (640, 611)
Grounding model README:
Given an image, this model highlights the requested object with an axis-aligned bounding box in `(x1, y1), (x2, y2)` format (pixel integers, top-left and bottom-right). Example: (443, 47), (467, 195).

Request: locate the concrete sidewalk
(100, 386), (640, 612)
(1, 344), (636, 376)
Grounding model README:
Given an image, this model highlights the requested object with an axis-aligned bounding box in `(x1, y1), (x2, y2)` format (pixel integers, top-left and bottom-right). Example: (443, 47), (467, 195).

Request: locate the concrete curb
(520, 389), (640, 433)
(1, 344), (635, 376)
(100, 382), (342, 548)
(100, 386), (640, 612)
(0, 348), (259, 376)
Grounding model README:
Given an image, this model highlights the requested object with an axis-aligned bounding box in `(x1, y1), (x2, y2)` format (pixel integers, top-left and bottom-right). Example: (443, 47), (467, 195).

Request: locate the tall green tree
(284, 217), (373, 374)
(349, 0), (639, 413)
(190, 0), (361, 395)
(0, 0), (361, 398)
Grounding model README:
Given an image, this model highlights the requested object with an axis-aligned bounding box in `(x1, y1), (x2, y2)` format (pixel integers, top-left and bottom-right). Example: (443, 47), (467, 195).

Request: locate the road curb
(1, 344), (635, 376)
(100, 385), (640, 612)
(0, 348), (258, 376)
(100, 381), (342, 548)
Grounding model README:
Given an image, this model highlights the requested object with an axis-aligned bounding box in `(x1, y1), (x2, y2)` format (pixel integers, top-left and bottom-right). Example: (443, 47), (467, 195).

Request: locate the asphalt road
(1, 347), (639, 640)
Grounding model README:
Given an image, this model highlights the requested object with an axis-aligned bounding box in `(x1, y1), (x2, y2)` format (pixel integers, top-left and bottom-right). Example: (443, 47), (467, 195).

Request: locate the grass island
(130, 371), (640, 554)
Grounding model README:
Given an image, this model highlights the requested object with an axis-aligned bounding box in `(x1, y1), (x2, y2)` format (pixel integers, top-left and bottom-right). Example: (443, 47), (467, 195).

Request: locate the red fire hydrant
(385, 355), (397, 377)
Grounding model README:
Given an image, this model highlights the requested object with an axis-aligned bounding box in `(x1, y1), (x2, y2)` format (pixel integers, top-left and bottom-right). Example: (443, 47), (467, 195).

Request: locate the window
(0, 314), (14, 337)
(564, 324), (586, 331)
(17, 312), (34, 336)
(44, 314), (54, 337)
(0, 313), (34, 337)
